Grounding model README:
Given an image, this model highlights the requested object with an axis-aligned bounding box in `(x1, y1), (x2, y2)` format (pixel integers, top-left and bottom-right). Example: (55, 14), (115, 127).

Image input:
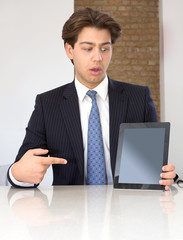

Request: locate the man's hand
(11, 148), (67, 184)
(159, 164), (176, 191)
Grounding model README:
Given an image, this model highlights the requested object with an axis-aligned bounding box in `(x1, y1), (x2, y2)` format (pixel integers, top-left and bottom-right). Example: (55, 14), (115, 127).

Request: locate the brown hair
(62, 8), (122, 48)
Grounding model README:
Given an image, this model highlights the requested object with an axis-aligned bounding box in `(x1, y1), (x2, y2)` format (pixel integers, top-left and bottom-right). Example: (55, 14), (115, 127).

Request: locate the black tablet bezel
(114, 122), (170, 190)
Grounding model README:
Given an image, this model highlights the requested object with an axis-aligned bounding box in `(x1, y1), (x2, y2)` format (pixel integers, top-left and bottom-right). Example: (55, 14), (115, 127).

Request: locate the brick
(131, 0), (140, 6)
(101, 6), (117, 11)
(149, 1), (156, 6)
(109, 0), (121, 4)
(118, 6), (127, 11)
(131, 35), (139, 40)
(121, 12), (130, 17)
(90, 0), (108, 5)
(121, 0), (131, 5)
(130, 12), (140, 17)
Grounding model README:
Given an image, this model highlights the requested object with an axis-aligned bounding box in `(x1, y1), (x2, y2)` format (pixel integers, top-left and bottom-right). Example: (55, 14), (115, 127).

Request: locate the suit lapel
(59, 81), (84, 177)
(108, 78), (129, 176)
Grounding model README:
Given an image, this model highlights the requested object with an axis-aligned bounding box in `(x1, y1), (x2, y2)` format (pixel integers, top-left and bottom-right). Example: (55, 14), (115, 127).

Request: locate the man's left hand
(159, 164), (176, 191)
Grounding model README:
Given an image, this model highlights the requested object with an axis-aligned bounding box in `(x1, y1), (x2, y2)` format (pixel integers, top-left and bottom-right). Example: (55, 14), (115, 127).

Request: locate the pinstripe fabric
(10, 78), (157, 187)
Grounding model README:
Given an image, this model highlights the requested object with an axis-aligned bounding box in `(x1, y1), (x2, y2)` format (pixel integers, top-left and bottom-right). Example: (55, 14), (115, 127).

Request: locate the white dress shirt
(9, 75), (113, 186)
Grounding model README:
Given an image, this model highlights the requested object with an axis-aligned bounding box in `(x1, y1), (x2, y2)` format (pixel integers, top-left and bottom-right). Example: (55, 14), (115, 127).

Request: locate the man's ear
(65, 43), (73, 60)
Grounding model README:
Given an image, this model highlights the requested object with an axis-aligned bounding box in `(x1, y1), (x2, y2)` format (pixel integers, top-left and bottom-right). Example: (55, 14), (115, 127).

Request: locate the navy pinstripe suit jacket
(12, 78), (158, 185)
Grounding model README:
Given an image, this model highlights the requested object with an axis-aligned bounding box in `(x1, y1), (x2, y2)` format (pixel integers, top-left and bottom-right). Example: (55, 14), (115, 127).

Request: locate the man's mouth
(90, 67), (102, 75)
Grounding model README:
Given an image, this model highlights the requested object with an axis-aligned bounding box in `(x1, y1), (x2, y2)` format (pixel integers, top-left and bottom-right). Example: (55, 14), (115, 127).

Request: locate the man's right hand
(11, 148), (67, 184)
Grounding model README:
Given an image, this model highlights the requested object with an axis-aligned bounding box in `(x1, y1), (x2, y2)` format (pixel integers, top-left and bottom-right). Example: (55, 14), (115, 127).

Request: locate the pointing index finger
(40, 157), (67, 165)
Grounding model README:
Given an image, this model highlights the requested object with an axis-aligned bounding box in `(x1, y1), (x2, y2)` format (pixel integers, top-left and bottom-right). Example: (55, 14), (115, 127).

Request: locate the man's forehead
(76, 27), (112, 43)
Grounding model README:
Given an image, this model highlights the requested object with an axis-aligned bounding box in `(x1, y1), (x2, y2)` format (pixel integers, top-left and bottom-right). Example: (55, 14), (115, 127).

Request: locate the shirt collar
(75, 75), (108, 102)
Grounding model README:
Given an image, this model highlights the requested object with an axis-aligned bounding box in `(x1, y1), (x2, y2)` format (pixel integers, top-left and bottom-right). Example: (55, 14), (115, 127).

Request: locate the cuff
(7, 164), (38, 188)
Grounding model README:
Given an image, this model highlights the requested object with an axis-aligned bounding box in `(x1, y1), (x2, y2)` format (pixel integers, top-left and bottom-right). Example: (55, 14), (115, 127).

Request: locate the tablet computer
(114, 122), (170, 190)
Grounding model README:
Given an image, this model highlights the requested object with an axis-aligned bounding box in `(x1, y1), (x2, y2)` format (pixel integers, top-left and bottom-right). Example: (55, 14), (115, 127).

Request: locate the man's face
(65, 27), (112, 89)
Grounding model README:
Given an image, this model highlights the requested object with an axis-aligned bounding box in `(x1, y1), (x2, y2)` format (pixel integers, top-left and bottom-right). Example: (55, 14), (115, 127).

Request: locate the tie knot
(87, 90), (97, 100)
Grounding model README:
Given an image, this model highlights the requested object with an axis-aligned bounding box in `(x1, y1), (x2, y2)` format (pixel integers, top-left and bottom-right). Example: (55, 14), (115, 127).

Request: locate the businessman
(8, 8), (176, 189)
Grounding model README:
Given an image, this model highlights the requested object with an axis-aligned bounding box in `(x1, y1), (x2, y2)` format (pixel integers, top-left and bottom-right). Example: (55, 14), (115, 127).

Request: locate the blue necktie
(86, 90), (106, 185)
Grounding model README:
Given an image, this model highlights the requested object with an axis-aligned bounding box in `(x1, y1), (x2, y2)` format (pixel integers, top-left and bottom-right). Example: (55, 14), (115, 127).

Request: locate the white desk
(0, 185), (182, 240)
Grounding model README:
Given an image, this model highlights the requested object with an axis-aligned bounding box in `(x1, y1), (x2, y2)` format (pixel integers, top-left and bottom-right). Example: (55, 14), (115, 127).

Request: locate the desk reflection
(8, 186), (87, 240)
(7, 186), (177, 240)
(108, 188), (177, 240)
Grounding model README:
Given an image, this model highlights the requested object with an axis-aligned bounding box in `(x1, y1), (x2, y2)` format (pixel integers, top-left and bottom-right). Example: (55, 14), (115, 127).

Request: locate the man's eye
(101, 47), (109, 52)
(84, 48), (92, 51)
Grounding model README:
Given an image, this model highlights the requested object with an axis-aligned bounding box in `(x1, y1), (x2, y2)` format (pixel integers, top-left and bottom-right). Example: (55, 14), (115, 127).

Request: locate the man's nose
(93, 49), (102, 61)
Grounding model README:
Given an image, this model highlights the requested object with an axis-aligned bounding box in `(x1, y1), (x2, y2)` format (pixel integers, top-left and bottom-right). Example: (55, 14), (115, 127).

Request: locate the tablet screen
(114, 122), (170, 190)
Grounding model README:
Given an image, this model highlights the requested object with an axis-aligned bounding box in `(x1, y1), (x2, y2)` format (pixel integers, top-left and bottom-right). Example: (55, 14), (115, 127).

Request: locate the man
(8, 8), (176, 189)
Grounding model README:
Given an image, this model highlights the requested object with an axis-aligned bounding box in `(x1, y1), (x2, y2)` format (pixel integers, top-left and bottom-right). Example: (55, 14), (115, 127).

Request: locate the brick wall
(75, 0), (160, 119)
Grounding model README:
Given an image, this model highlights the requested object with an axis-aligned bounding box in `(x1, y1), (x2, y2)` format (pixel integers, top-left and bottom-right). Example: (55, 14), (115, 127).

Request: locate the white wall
(160, 0), (183, 178)
(0, 0), (74, 184)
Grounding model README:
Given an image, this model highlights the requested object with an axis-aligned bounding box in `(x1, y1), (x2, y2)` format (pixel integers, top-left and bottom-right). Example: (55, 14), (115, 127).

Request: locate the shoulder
(108, 78), (150, 95)
(39, 81), (74, 98)
(35, 81), (76, 104)
(109, 78), (147, 89)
